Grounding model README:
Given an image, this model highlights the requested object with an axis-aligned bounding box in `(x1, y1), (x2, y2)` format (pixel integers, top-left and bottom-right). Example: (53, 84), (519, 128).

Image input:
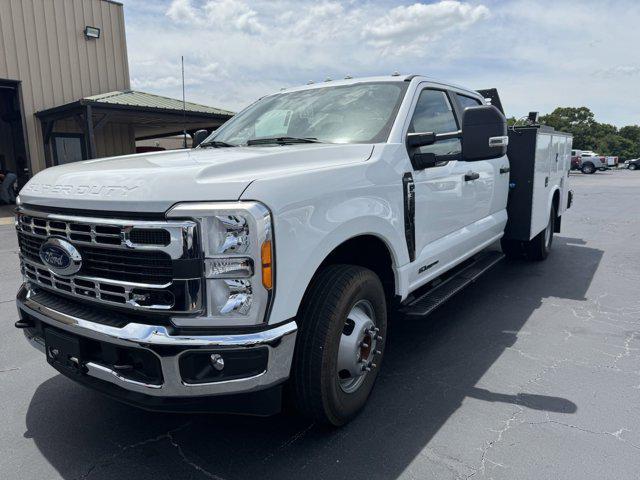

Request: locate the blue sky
(122, 0), (640, 126)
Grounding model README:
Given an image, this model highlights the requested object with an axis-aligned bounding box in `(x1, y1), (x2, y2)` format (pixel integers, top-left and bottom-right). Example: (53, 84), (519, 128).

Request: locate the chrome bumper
(17, 285), (297, 398)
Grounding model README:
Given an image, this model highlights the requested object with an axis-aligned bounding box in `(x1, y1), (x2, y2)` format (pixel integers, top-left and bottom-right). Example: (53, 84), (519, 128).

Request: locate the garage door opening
(0, 80), (30, 191)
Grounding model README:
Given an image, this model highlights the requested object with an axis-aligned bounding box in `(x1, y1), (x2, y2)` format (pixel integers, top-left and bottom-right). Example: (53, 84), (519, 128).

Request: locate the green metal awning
(83, 90), (235, 117)
(35, 90), (235, 166)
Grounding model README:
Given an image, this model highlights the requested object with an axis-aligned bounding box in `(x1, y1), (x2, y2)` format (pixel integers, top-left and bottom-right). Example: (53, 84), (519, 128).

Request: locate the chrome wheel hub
(337, 300), (382, 394)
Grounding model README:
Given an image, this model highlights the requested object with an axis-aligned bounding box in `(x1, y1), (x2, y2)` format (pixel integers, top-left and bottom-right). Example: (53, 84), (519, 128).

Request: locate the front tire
(524, 205), (555, 261)
(291, 265), (387, 426)
(629, 164), (638, 171)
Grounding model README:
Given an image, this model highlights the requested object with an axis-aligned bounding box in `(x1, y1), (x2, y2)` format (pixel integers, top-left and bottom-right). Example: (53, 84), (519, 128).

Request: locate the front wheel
(629, 164), (638, 171)
(291, 265), (387, 426)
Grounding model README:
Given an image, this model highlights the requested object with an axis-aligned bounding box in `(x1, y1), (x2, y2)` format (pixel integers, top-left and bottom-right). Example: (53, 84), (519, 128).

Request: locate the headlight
(167, 202), (274, 327)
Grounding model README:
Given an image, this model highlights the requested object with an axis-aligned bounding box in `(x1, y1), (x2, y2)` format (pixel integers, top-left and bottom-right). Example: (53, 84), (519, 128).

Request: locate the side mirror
(412, 152), (438, 170)
(406, 132), (438, 169)
(461, 106), (507, 161)
(407, 132), (436, 149)
(193, 129), (209, 148)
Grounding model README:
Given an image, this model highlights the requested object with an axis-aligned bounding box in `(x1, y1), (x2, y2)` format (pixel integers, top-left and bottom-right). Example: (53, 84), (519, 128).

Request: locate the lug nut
(375, 350), (382, 355)
(360, 342), (369, 348)
(375, 335), (383, 341)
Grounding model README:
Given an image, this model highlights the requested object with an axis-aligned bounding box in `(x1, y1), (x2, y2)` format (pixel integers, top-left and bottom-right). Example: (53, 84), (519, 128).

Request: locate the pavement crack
(262, 422), (315, 462)
(466, 407), (523, 478)
(527, 420), (640, 451)
(76, 422), (224, 480)
(608, 331), (640, 371)
(0, 367), (20, 373)
(166, 429), (224, 479)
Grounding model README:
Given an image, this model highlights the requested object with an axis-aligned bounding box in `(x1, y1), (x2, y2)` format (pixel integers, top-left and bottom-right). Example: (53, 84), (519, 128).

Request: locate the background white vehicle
(577, 149), (607, 173)
(14, 75), (572, 426)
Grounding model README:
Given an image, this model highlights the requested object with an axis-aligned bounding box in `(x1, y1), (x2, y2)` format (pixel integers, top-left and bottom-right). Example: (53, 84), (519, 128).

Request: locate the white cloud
(166, 0), (265, 33)
(165, 0), (201, 25)
(363, 1), (490, 54)
(124, 0), (640, 126)
(594, 65), (640, 78)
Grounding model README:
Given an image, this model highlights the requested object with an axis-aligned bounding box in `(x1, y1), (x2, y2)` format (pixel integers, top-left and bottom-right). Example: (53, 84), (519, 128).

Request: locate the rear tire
(291, 265), (387, 426)
(524, 205), (555, 261)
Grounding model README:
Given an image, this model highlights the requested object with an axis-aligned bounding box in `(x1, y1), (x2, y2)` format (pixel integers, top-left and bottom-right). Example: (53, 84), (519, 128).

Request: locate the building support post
(85, 104), (97, 159)
(41, 119), (55, 168)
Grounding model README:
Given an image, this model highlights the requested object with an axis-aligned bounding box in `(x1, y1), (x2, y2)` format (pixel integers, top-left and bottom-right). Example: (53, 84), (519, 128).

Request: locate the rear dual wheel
(290, 265), (387, 426)
(501, 205), (556, 261)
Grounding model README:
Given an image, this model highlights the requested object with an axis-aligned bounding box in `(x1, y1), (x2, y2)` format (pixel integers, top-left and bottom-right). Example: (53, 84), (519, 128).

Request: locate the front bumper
(16, 285), (297, 405)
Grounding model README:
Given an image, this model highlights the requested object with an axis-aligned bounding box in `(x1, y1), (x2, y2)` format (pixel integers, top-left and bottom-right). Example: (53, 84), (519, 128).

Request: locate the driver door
(407, 89), (475, 287)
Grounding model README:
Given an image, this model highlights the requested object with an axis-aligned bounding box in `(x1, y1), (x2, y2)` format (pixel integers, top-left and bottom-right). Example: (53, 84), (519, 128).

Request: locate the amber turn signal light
(261, 240), (273, 290)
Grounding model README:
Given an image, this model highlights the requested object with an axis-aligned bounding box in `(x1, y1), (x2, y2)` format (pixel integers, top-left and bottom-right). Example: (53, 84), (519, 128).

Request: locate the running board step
(401, 251), (505, 318)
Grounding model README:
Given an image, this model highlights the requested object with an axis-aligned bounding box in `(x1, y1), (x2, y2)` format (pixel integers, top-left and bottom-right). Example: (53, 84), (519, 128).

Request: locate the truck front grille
(18, 233), (173, 284)
(16, 207), (203, 314)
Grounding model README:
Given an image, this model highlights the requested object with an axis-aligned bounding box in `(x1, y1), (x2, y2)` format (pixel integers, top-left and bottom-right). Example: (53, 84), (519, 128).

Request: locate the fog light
(210, 354), (225, 371)
(179, 348), (269, 384)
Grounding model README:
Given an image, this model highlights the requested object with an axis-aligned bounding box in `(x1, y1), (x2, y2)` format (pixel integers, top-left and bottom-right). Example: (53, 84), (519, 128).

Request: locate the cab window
(408, 89), (461, 161)
(456, 93), (482, 110)
(409, 90), (458, 134)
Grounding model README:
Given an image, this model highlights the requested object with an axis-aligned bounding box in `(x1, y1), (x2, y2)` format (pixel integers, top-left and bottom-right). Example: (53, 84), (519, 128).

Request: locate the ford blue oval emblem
(39, 239), (82, 276)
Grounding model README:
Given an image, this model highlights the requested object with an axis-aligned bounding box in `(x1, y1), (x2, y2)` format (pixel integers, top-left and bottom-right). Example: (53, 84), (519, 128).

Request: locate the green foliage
(539, 107), (640, 160)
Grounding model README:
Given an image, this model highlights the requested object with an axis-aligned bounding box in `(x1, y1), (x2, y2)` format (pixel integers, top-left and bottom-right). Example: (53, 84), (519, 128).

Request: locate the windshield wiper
(199, 140), (237, 148)
(246, 136), (322, 146)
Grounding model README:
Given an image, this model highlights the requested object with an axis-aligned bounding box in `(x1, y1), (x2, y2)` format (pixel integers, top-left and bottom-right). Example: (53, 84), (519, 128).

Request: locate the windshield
(205, 82), (408, 146)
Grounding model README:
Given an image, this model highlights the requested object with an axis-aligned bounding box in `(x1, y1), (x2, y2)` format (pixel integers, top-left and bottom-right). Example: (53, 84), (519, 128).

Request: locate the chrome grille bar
(16, 207), (199, 260)
(21, 258), (177, 309)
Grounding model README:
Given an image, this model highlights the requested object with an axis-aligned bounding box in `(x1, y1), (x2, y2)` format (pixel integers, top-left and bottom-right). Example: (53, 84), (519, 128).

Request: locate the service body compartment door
(530, 132), (552, 239)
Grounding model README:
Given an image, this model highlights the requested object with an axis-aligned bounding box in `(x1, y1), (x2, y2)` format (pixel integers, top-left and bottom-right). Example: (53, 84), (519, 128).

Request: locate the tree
(619, 125), (640, 144)
(597, 134), (636, 160)
(539, 107), (597, 150)
(539, 107), (640, 159)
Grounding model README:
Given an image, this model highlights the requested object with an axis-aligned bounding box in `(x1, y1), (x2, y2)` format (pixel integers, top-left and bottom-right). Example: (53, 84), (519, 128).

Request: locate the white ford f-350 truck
(14, 75), (572, 426)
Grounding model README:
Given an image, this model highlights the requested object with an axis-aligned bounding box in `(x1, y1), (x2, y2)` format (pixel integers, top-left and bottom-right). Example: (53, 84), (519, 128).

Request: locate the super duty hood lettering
(23, 183), (139, 196)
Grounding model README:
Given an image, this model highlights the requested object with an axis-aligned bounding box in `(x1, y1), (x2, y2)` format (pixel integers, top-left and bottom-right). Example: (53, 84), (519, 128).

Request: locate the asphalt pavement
(1, 169), (639, 479)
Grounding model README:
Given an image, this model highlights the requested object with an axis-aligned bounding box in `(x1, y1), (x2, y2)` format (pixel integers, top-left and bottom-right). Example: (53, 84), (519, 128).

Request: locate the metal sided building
(0, 0), (233, 188)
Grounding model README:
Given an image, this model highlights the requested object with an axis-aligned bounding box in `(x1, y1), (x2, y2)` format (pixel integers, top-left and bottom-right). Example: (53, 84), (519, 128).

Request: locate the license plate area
(44, 328), (84, 375)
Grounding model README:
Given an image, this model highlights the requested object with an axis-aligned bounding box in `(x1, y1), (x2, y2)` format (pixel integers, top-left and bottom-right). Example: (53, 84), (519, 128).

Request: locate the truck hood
(19, 144), (373, 213)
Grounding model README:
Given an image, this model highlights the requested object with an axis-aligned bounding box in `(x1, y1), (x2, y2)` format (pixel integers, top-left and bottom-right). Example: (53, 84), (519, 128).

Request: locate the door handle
(465, 171), (480, 181)
(499, 166), (510, 174)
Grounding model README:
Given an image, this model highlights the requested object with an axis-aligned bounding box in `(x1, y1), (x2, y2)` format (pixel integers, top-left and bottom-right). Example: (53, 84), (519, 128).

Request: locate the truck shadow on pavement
(24, 236), (601, 480)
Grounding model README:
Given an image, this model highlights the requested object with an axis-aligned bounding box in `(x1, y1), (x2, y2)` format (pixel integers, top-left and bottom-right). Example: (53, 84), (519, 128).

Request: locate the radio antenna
(181, 56), (187, 149)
